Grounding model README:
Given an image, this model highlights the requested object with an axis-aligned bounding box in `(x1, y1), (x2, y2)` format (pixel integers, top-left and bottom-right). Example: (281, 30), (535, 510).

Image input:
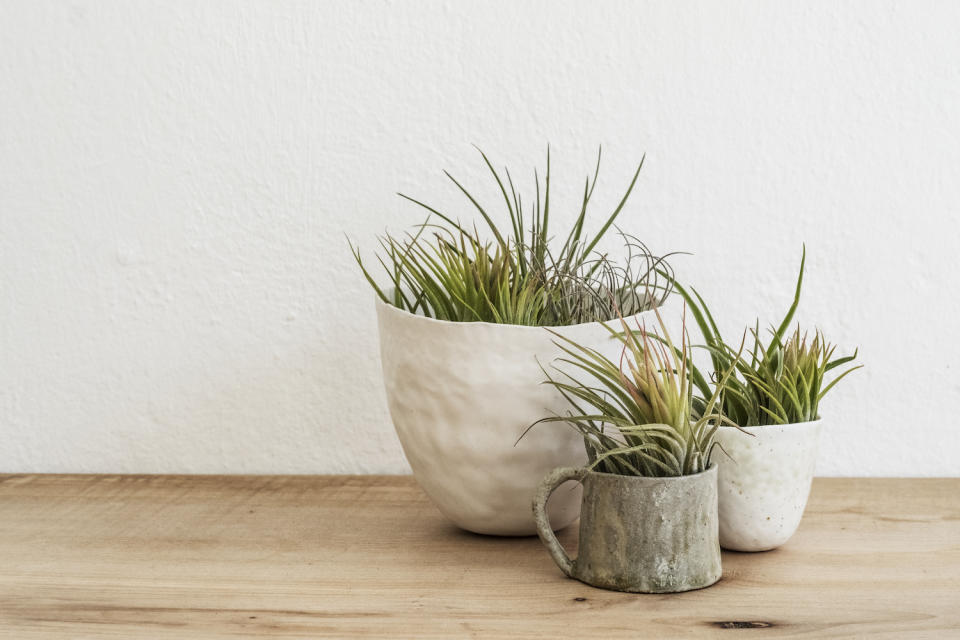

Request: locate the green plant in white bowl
(350, 147), (675, 326)
(675, 247), (860, 426)
(352, 148), (681, 536)
(670, 246), (862, 551)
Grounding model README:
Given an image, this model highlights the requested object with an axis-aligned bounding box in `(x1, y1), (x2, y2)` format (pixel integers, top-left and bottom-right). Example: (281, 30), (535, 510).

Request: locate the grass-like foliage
(674, 246), (862, 426)
(527, 309), (736, 477)
(349, 148), (674, 326)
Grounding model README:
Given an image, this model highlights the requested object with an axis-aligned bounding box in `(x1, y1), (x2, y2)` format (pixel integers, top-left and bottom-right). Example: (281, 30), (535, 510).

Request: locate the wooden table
(0, 475), (957, 638)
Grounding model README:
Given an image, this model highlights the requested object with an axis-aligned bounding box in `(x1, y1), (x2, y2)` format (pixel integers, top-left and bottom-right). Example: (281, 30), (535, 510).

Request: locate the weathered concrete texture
(535, 466), (721, 593)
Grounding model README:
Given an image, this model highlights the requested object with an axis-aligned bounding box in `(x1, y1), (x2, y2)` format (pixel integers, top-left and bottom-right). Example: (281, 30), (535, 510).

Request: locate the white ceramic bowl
(714, 419), (823, 551)
(376, 298), (654, 536)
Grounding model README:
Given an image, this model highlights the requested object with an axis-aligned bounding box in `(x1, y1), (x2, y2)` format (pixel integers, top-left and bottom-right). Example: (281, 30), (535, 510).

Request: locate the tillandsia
(672, 246), (862, 426)
(526, 308), (737, 478)
(348, 147), (676, 326)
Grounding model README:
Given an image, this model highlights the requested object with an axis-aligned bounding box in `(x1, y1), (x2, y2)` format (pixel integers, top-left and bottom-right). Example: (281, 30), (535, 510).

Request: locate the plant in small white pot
(673, 247), (861, 552)
(350, 148), (676, 535)
(531, 311), (735, 592)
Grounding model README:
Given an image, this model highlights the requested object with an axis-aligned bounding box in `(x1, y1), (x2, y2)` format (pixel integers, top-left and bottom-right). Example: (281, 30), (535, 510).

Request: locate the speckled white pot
(376, 297), (654, 536)
(714, 419), (822, 551)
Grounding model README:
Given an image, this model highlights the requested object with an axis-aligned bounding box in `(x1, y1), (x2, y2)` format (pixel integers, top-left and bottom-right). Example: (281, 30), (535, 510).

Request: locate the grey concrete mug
(532, 465), (722, 593)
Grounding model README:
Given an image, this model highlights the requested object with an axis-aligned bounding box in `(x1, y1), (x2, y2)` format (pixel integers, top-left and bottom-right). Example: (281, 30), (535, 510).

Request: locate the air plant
(672, 246), (862, 426)
(527, 308), (737, 477)
(349, 148), (675, 326)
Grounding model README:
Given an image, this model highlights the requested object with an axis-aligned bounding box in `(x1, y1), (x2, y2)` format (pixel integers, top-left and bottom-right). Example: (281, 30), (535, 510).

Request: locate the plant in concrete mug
(531, 310), (733, 593)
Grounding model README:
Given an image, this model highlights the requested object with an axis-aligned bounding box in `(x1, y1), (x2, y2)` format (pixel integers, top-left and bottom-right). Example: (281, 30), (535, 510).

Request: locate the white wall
(2, 1), (958, 476)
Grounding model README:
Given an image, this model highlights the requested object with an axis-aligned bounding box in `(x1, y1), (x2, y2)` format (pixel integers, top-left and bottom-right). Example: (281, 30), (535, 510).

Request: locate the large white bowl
(376, 297), (654, 536)
(714, 419), (823, 551)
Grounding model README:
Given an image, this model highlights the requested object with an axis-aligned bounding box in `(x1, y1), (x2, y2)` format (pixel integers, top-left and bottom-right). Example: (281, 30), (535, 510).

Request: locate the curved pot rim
(581, 463), (717, 484)
(374, 291), (657, 333)
(718, 417), (822, 430)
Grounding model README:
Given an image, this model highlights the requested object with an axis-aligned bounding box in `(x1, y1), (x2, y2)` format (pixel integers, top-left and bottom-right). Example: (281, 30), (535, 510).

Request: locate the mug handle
(532, 466), (588, 578)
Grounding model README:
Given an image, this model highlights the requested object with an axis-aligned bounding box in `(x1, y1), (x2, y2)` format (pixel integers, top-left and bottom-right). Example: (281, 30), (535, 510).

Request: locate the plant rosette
(376, 297), (656, 536)
(713, 418), (823, 552)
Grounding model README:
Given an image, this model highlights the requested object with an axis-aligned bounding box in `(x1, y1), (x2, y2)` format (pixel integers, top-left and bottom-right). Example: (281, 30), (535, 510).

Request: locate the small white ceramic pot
(376, 297), (654, 536)
(714, 419), (822, 552)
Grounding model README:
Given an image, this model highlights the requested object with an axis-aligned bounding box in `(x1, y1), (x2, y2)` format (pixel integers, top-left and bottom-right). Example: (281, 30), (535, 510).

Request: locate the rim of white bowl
(374, 290), (659, 333)
(718, 417), (823, 430)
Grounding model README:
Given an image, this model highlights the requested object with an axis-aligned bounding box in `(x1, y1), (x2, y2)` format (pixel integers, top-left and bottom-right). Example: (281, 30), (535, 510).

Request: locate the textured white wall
(2, 1), (958, 476)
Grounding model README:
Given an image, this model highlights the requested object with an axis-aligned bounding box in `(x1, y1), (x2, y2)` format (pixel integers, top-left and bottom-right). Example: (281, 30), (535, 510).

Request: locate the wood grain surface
(0, 475), (957, 638)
